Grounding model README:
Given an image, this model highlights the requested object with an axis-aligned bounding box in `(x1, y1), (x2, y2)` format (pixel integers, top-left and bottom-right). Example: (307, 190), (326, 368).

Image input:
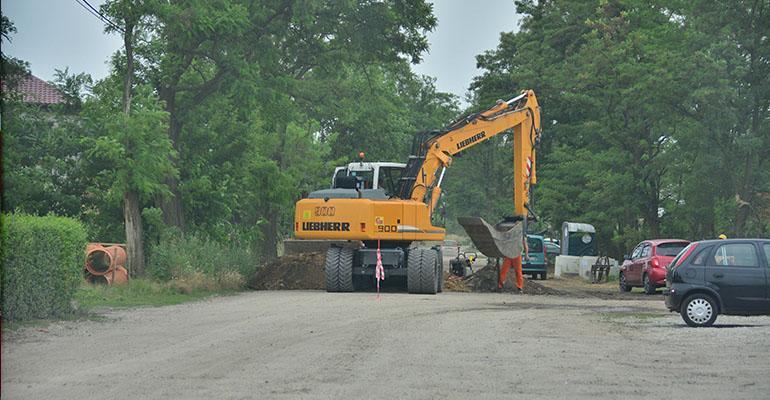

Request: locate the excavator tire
(407, 248), (438, 295)
(325, 246), (354, 292)
(436, 247), (444, 293)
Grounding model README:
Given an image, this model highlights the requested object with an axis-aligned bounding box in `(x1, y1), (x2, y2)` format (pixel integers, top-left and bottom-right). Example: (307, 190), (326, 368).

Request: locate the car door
(623, 243), (643, 284)
(705, 242), (766, 313)
(636, 244), (652, 284)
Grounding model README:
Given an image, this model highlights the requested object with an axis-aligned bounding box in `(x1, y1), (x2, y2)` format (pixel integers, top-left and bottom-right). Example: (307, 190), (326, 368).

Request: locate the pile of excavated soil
(443, 272), (471, 292)
(248, 253), (326, 290)
(464, 263), (565, 296)
(249, 254), (564, 295)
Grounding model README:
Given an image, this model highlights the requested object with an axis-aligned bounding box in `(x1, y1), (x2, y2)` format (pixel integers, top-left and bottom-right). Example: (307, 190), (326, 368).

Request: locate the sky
(4, 1), (521, 106)
(413, 1), (521, 105)
(4, 0), (122, 82)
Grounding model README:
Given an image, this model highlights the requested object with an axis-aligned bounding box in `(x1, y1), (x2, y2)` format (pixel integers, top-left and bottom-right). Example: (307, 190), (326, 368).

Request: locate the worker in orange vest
(499, 236), (526, 292)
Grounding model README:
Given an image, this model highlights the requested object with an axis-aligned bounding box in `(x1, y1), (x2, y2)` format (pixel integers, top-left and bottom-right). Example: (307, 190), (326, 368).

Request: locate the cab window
(631, 244), (644, 259)
(377, 166), (403, 196)
(332, 168), (347, 188)
(711, 243), (759, 267)
(349, 170), (374, 189)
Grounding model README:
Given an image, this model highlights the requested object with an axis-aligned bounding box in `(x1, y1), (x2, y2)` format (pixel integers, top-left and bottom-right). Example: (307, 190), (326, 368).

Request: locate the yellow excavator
(294, 90), (542, 293)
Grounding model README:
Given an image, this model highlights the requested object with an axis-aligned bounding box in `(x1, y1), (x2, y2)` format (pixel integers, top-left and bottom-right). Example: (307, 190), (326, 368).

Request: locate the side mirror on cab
(623, 254), (631, 261)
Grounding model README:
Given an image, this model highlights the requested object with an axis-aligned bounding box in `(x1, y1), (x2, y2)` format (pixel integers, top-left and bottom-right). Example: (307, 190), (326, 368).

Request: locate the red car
(619, 239), (690, 294)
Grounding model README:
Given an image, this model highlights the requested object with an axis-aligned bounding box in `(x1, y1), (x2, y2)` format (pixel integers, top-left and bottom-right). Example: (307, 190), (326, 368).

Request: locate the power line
(73, 0), (125, 34)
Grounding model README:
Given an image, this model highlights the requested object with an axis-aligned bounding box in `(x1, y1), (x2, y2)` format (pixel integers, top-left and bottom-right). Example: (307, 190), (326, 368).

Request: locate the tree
(84, 77), (176, 276)
(0, 15), (29, 90)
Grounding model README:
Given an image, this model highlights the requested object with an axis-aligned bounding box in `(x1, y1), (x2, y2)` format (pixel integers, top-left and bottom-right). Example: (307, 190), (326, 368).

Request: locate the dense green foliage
(1, 214), (87, 320)
(444, 0), (769, 257)
(147, 231), (256, 283)
(1, 1), (455, 278)
(2, 0), (768, 271)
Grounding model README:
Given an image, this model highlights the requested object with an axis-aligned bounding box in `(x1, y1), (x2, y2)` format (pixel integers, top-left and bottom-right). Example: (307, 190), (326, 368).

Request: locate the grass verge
(598, 311), (667, 326)
(3, 279), (242, 332)
(73, 278), (240, 310)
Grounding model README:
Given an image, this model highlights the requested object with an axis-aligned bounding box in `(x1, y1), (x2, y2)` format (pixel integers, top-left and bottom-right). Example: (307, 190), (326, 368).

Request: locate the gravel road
(3, 291), (769, 399)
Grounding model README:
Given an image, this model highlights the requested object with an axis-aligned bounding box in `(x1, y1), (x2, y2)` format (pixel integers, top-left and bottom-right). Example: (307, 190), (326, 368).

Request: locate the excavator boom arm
(405, 90), (541, 218)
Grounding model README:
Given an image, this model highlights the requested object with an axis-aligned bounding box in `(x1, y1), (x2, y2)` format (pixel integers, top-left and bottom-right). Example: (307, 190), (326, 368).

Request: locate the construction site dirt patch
(248, 253), (326, 290)
(461, 263), (565, 295)
(443, 273), (471, 292)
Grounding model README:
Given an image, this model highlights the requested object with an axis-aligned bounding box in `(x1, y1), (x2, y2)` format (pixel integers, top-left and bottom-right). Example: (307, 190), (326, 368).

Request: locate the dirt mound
(443, 272), (471, 292)
(248, 253), (326, 290)
(463, 263), (565, 296)
(249, 254), (564, 295)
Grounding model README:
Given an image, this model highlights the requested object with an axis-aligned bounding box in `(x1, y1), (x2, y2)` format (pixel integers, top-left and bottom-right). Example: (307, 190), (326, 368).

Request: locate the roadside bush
(1, 213), (87, 320)
(147, 232), (256, 288)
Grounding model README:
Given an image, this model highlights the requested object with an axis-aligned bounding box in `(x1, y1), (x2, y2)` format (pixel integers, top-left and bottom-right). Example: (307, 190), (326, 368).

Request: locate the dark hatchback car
(665, 239), (770, 327)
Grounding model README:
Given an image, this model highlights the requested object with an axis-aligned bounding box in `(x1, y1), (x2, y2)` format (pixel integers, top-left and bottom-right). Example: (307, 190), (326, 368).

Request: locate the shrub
(1, 213), (87, 320)
(147, 232), (256, 288)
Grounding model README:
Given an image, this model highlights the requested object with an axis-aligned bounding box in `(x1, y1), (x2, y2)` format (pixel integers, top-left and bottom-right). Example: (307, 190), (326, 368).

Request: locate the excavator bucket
(457, 217), (523, 259)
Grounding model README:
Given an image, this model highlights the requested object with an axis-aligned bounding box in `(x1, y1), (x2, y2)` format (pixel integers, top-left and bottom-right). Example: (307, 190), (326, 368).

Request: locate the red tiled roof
(10, 74), (65, 105)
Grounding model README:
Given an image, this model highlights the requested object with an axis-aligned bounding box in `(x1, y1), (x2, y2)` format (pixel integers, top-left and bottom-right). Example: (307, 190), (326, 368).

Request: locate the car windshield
(527, 237), (543, 252)
(657, 242), (689, 256)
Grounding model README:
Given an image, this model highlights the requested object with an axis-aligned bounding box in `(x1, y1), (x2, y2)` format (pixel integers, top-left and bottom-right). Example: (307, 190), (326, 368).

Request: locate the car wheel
(680, 294), (718, 327)
(643, 273), (656, 295)
(619, 272), (632, 292)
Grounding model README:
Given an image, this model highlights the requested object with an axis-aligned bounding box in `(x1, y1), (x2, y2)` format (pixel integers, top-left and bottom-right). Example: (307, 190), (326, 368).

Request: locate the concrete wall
(555, 255), (618, 280)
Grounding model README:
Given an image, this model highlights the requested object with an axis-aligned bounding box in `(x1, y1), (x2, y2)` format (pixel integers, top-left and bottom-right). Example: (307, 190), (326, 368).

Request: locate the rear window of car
(668, 242), (698, 269)
(656, 242), (689, 256)
(527, 237), (543, 252)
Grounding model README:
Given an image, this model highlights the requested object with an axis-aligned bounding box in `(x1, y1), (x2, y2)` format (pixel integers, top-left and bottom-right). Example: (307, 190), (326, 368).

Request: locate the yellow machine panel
(295, 197), (445, 242)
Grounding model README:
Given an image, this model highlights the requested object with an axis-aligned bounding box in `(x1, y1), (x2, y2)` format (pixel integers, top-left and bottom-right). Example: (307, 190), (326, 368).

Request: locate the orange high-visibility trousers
(499, 257), (523, 289)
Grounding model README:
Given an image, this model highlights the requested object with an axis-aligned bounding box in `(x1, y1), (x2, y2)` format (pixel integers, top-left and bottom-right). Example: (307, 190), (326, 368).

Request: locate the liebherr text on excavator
(293, 90), (542, 294)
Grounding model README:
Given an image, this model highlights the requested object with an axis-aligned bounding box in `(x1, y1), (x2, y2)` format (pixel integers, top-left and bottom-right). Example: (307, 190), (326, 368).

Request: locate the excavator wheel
(435, 246), (444, 293)
(407, 248), (438, 294)
(325, 246), (354, 292)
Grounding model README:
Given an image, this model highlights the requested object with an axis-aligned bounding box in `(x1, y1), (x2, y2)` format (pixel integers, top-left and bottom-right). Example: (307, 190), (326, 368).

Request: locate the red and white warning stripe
(523, 156), (533, 180)
(375, 240), (385, 300)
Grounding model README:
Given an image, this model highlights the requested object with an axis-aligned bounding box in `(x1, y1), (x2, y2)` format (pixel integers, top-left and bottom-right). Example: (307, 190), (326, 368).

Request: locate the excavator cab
(331, 162), (406, 196)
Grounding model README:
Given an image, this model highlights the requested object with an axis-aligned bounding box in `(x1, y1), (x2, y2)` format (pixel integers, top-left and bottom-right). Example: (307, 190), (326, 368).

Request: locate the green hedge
(1, 213), (87, 320)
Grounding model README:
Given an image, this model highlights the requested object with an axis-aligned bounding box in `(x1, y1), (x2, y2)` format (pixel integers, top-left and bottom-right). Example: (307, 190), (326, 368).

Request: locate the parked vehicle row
(622, 238), (770, 327)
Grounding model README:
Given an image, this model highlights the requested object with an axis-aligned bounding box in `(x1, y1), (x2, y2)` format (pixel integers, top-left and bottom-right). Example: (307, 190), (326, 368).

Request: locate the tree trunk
(261, 213), (279, 262)
(158, 94), (185, 229)
(124, 190), (145, 276)
(160, 176), (185, 229)
(121, 16), (145, 275)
